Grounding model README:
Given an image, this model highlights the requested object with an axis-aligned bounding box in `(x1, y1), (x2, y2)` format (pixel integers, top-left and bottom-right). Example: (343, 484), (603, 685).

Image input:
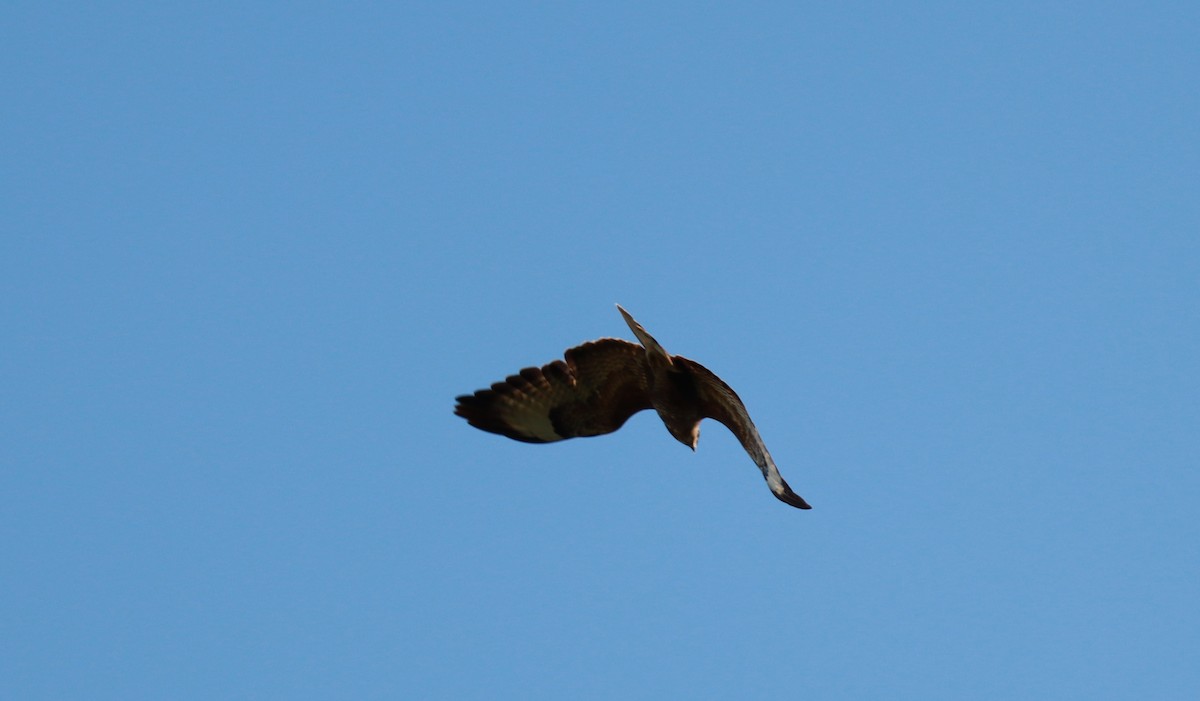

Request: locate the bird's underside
(454, 305), (811, 510)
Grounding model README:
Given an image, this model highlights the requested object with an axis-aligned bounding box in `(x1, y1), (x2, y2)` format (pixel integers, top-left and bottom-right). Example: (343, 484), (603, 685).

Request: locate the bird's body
(454, 305), (811, 509)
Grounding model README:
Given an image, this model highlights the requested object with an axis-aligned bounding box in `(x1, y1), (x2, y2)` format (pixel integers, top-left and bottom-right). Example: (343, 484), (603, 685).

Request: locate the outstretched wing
(455, 339), (652, 443)
(677, 357), (812, 509)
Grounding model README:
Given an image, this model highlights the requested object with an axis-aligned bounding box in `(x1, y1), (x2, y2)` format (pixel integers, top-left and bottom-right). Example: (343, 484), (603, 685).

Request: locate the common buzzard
(454, 305), (811, 509)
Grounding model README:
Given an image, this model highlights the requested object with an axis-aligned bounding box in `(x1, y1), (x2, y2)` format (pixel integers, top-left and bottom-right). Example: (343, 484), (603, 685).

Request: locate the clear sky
(4, 2), (1198, 699)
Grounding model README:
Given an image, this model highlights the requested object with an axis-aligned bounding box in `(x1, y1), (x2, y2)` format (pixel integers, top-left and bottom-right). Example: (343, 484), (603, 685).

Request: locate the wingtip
(615, 303), (633, 323)
(774, 486), (812, 510)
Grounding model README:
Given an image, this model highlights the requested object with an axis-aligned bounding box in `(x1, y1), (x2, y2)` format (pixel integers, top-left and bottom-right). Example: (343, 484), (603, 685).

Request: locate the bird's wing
(455, 338), (652, 443)
(677, 357), (812, 509)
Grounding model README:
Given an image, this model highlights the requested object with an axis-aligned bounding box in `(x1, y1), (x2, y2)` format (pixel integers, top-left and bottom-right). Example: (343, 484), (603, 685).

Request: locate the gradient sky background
(4, 3), (1199, 699)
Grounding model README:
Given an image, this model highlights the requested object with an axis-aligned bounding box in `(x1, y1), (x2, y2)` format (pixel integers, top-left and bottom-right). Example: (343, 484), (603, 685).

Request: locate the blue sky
(4, 2), (1198, 699)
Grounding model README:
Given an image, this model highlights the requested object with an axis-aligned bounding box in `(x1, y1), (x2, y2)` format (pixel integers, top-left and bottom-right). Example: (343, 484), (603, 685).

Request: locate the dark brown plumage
(454, 305), (811, 509)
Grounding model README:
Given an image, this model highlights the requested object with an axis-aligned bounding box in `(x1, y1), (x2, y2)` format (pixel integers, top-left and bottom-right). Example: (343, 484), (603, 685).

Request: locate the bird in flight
(454, 305), (811, 509)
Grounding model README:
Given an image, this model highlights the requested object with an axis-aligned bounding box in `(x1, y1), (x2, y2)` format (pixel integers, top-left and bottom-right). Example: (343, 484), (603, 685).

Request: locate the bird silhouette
(454, 305), (811, 509)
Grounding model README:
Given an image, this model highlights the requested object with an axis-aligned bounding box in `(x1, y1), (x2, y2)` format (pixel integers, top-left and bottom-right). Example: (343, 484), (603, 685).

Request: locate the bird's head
(669, 421), (701, 451)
